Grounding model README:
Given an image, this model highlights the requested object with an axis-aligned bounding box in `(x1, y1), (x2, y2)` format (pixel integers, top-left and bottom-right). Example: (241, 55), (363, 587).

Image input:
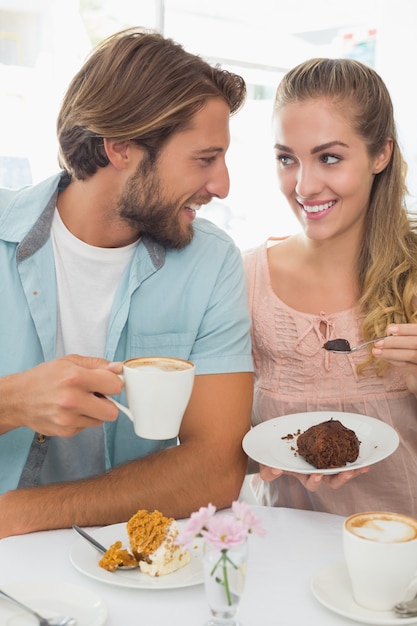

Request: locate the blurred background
(1, 0), (415, 249)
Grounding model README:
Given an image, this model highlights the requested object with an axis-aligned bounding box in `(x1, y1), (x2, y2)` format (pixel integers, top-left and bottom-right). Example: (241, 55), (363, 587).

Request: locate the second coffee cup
(343, 511), (417, 611)
(107, 356), (195, 440)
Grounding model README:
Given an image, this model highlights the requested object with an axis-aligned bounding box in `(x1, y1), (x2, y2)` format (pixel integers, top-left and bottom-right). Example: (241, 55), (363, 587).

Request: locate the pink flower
(232, 501), (267, 537)
(202, 514), (248, 550)
(176, 503), (216, 547)
(177, 501), (266, 609)
(176, 500), (265, 549)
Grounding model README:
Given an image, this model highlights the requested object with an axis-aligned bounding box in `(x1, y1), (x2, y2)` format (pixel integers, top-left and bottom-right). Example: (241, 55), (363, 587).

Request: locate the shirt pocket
(129, 332), (196, 361)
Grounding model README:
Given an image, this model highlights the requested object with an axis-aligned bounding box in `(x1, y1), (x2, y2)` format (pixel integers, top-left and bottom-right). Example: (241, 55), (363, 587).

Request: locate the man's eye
(200, 156), (216, 165)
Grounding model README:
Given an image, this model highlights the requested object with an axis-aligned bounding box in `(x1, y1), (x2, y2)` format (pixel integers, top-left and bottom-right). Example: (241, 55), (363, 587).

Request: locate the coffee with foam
(107, 356), (195, 439)
(343, 511), (417, 611)
(125, 357), (193, 373)
(346, 512), (417, 543)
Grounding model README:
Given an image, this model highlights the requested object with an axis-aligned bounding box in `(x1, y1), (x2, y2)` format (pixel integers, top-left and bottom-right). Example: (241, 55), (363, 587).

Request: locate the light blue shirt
(0, 172), (253, 493)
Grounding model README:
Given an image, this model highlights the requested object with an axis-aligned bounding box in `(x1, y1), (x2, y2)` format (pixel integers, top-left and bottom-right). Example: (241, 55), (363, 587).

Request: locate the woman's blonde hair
(57, 27), (246, 180)
(274, 57), (417, 374)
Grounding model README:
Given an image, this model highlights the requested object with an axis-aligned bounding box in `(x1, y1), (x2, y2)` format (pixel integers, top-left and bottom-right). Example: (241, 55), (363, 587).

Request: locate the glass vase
(203, 539), (248, 626)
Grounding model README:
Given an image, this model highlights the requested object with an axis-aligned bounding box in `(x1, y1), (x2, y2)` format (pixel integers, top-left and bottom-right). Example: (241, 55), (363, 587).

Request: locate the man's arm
(0, 371), (253, 538)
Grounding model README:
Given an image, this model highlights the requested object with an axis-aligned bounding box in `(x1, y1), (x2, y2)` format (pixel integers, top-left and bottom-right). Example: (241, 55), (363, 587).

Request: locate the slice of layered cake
(99, 509), (190, 576)
(127, 509), (190, 576)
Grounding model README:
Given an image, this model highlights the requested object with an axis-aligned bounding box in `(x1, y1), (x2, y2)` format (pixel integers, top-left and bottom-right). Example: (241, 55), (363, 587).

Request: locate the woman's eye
(199, 156), (216, 165)
(276, 154), (294, 166)
(321, 153), (341, 165)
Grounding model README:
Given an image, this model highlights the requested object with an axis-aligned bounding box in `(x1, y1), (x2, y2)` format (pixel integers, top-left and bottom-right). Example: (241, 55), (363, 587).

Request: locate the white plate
(311, 562), (417, 625)
(242, 411), (399, 474)
(0, 581), (107, 626)
(70, 521), (203, 589)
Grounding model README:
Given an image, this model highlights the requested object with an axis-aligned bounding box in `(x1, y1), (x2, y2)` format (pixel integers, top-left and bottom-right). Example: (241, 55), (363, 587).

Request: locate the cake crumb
(99, 541), (138, 571)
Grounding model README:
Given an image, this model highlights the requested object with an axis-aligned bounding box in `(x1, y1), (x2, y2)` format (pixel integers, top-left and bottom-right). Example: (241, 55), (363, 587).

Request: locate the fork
(0, 589), (77, 626)
(395, 595), (417, 618)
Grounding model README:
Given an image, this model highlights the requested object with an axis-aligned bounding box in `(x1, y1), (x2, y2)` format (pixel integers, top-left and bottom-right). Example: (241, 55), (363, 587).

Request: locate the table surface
(0, 506), (386, 626)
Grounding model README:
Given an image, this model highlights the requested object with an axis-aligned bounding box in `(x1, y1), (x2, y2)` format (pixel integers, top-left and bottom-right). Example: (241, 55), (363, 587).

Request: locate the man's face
(118, 98), (231, 249)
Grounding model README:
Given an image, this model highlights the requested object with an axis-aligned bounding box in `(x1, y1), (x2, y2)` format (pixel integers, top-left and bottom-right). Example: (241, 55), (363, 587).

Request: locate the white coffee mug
(343, 511), (417, 611)
(108, 356), (195, 440)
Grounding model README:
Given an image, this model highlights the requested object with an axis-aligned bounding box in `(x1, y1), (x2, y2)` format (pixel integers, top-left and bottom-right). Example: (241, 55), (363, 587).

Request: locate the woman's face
(273, 98), (390, 243)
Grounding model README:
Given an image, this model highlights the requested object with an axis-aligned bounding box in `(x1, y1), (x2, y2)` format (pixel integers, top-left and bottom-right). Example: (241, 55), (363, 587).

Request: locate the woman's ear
(373, 138), (393, 174)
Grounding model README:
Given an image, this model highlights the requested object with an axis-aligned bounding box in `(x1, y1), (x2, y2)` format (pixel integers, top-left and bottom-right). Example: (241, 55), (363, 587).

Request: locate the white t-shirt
(39, 209), (138, 484)
(52, 208), (138, 357)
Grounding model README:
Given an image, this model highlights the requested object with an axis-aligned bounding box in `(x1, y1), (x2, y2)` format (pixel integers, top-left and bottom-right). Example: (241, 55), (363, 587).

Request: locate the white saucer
(0, 581), (107, 626)
(311, 562), (417, 625)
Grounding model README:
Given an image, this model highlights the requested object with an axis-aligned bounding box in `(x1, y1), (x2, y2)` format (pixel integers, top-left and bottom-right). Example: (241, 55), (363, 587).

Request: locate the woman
(244, 58), (417, 516)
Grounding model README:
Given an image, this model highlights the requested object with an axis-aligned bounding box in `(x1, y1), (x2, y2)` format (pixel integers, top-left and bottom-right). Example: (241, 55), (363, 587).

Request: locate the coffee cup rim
(345, 511), (417, 525)
(344, 511), (417, 541)
(124, 356), (194, 369)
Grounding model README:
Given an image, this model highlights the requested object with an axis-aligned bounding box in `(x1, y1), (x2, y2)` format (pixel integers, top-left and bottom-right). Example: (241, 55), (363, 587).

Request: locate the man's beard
(117, 153), (195, 249)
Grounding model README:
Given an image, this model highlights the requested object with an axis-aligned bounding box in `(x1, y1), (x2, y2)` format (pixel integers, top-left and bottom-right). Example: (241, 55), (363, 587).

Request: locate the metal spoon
(72, 524), (138, 570)
(395, 596), (417, 618)
(323, 335), (391, 354)
(0, 589), (77, 626)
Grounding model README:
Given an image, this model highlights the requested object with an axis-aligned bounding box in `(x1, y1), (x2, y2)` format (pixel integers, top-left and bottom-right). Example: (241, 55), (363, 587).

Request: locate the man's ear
(103, 138), (132, 170)
(373, 138), (393, 174)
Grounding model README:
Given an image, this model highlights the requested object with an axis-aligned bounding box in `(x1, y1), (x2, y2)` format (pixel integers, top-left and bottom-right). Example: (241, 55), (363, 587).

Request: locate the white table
(0, 506), (366, 625)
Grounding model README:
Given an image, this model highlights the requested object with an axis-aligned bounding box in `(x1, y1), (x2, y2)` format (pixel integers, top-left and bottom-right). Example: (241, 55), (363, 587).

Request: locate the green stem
(222, 551), (232, 606)
(211, 549), (238, 606)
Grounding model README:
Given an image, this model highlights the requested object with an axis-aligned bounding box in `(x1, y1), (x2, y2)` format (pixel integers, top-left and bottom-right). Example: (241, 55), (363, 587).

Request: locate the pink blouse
(244, 241), (417, 516)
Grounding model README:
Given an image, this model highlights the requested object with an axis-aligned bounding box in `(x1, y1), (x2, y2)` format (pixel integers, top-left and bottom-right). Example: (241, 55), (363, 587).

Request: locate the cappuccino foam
(125, 357), (193, 373)
(346, 513), (417, 543)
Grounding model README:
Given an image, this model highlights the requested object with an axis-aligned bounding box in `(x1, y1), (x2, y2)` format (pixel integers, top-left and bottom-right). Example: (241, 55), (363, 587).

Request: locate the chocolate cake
(296, 418), (360, 469)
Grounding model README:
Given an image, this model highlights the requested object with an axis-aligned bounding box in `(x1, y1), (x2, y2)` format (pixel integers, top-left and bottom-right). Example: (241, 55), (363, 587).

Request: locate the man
(0, 28), (253, 537)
